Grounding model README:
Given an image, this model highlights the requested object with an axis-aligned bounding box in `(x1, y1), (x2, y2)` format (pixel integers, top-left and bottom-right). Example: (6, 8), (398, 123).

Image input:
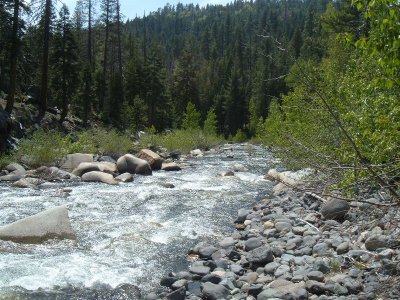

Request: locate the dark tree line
(0, 0), (331, 136)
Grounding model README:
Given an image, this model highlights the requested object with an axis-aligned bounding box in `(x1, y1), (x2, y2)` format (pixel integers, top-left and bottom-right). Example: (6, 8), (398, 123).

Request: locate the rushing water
(0, 144), (276, 299)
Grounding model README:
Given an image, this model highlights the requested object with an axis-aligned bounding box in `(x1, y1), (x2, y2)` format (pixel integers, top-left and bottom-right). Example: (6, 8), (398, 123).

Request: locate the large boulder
(72, 162), (117, 177)
(320, 199), (350, 220)
(11, 178), (44, 188)
(26, 166), (77, 181)
(265, 168), (312, 195)
(81, 171), (118, 185)
(59, 153), (94, 172)
(0, 163), (26, 182)
(137, 149), (163, 170)
(115, 172), (134, 183)
(117, 154), (152, 175)
(0, 206), (76, 243)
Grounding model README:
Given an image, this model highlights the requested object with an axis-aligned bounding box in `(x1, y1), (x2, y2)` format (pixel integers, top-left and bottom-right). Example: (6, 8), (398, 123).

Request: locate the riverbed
(0, 144), (277, 298)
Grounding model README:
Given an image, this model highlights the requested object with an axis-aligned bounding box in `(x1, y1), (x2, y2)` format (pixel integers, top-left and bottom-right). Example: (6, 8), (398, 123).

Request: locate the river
(0, 144), (276, 299)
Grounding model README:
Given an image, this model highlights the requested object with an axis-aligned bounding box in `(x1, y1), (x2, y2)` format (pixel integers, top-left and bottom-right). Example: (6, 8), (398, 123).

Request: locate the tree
(50, 4), (79, 122)
(182, 102), (201, 130)
(203, 107), (217, 135)
(39, 0), (53, 115)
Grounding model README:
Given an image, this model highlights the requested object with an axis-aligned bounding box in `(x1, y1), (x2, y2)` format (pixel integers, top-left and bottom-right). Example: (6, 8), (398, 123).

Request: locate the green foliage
(203, 107), (217, 135)
(14, 129), (71, 167)
(232, 129), (248, 143)
(182, 102), (201, 130)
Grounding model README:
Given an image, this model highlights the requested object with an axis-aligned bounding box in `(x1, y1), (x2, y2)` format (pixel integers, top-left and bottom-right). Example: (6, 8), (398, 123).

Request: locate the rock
(365, 234), (388, 251)
(162, 162), (181, 171)
(320, 199), (350, 220)
(161, 276), (178, 287)
(190, 149), (203, 157)
(115, 172), (134, 182)
(336, 241), (350, 254)
(245, 237), (263, 251)
(0, 206), (76, 243)
(189, 265), (210, 276)
(160, 182), (175, 188)
(235, 208), (252, 223)
(27, 166), (76, 180)
(305, 280), (326, 295)
(98, 155), (116, 164)
(72, 162), (117, 177)
(258, 280), (308, 300)
(313, 243), (329, 256)
(11, 178), (43, 188)
(307, 271), (324, 282)
(0, 163), (26, 181)
(275, 221), (292, 233)
(137, 149), (163, 170)
(59, 153), (94, 172)
(167, 287), (186, 300)
(171, 279), (188, 290)
(81, 171), (118, 185)
(220, 237), (235, 248)
(201, 274), (222, 284)
(199, 245), (218, 259)
(246, 246), (274, 265)
(201, 282), (230, 300)
(221, 171), (235, 177)
(117, 154), (152, 175)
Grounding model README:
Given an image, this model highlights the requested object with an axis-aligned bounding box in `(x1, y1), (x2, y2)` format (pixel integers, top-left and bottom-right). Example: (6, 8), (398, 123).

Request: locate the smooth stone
(59, 153), (94, 172)
(117, 154), (152, 175)
(201, 274), (222, 284)
(162, 162), (182, 171)
(320, 199), (350, 220)
(264, 262), (279, 275)
(231, 264), (244, 275)
(11, 178), (43, 188)
(365, 234), (388, 251)
(167, 286), (186, 300)
(263, 221), (274, 229)
(292, 226), (307, 235)
(307, 271), (324, 282)
(275, 221), (292, 233)
(189, 265), (210, 276)
(220, 237), (236, 248)
(274, 265), (290, 277)
(312, 243), (329, 256)
(115, 172), (134, 182)
(245, 237), (263, 251)
(236, 209), (252, 223)
(81, 171), (118, 185)
(336, 241), (350, 254)
(171, 279), (188, 290)
(201, 282), (230, 300)
(0, 206), (76, 243)
(199, 245), (218, 259)
(246, 246), (274, 265)
(305, 280), (326, 295)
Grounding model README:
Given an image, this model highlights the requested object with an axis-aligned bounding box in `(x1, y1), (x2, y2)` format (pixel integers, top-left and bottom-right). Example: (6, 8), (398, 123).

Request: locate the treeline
(1, 0), (328, 137)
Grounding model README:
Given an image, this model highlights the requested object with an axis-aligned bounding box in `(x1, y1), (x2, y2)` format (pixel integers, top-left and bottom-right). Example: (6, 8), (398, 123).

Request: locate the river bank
(148, 166), (400, 299)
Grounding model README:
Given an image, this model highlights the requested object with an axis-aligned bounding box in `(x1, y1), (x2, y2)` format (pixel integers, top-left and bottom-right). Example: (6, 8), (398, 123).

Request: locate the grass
(140, 129), (225, 152)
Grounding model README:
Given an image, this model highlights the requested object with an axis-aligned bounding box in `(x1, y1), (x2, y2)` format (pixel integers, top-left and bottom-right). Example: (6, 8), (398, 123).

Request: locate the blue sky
(61, 0), (232, 20)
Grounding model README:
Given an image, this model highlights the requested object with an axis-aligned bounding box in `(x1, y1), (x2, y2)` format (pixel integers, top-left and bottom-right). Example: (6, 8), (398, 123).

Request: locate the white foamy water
(0, 144), (275, 298)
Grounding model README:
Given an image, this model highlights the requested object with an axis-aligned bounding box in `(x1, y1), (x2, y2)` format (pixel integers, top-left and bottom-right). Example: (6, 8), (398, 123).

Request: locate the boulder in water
(0, 206), (76, 243)
(115, 172), (134, 182)
(117, 154), (152, 175)
(72, 162), (117, 177)
(161, 162), (181, 171)
(137, 149), (163, 170)
(26, 166), (77, 181)
(59, 153), (94, 172)
(0, 163), (26, 182)
(11, 178), (44, 188)
(81, 171), (118, 185)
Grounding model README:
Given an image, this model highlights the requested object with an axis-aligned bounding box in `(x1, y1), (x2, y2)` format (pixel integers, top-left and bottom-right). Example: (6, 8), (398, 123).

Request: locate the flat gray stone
(202, 282), (229, 300)
(0, 206), (76, 243)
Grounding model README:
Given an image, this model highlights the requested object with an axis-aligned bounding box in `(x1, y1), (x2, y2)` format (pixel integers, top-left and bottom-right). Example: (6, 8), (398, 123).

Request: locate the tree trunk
(100, 0), (110, 112)
(39, 0), (52, 116)
(5, 0), (20, 114)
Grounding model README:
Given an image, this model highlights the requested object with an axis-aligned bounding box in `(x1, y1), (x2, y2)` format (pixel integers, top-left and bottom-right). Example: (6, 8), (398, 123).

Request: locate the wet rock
(190, 149), (203, 157)
(162, 162), (181, 171)
(220, 237), (235, 248)
(320, 199), (350, 220)
(117, 154), (152, 175)
(167, 286), (186, 300)
(221, 171), (235, 177)
(171, 279), (188, 290)
(365, 234), (388, 251)
(189, 264), (210, 276)
(199, 245), (218, 259)
(0, 206), (76, 243)
(201, 274), (222, 284)
(161, 276), (178, 288)
(81, 171), (118, 185)
(26, 166), (76, 181)
(235, 208), (252, 223)
(137, 149), (163, 170)
(115, 172), (134, 182)
(0, 163), (26, 181)
(59, 153), (94, 172)
(11, 177), (43, 188)
(201, 282), (229, 300)
(160, 182), (175, 188)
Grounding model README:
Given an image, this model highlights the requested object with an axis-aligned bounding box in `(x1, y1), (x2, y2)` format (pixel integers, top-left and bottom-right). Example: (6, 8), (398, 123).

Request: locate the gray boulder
(161, 162), (181, 171)
(137, 149), (163, 170)
(321, 199), (350, 220)
(81, 171), (118, 185)
(27, 166), (77, 181)
(246, 246), (274, 265)
(59, 153), (94, 172)
(117, 154), (152, 175)
(0, 206), (76, 243)
(202, 282), (229, 300)
(0, 162), (26, 181)
(72, 162), (117, 177)
(11, 178), (44, 188)
(115, 172), (134, 182)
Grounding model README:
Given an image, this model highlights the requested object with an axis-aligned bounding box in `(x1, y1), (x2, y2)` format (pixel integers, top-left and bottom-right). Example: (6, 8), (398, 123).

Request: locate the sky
(61, 0), (232, 20)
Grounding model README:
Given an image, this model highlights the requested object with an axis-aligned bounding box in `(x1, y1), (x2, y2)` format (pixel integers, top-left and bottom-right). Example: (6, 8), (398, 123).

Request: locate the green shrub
(14, 129), (71, 167)
(232, 129), (248, 143)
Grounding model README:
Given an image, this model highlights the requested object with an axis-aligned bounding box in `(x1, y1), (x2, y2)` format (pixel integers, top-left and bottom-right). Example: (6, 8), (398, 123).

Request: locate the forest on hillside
(1, 0), (399, 197)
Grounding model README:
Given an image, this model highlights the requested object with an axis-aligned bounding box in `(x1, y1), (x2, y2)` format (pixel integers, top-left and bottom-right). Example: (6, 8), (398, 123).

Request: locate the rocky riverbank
(149, 171), (400, 300)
